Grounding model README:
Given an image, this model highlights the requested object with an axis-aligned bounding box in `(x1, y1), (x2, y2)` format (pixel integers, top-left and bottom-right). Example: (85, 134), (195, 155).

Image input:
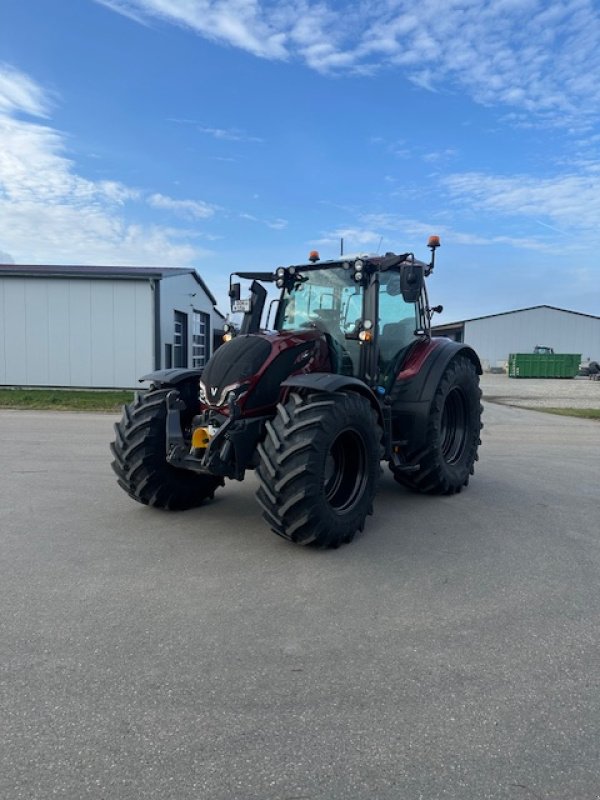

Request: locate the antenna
(376, 236), (383, 254)
(340, 237), (344, 257)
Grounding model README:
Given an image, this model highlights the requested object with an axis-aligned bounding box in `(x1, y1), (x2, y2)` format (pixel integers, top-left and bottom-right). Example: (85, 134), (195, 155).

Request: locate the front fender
(280, 373), (383, 424)
(140, 368), (203, 387)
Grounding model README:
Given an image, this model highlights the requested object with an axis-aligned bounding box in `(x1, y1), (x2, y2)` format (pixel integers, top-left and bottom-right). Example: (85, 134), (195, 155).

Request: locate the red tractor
(111, 238), (482, 548)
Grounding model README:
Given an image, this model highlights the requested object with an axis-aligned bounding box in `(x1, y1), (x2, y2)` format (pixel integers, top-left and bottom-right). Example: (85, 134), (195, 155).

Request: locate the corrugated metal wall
(464, 307), (600, 368)
(0, 277), (153, 387)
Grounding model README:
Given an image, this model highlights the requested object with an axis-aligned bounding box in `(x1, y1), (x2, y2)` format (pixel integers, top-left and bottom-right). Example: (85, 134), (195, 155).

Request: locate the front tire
(392, 355), (482, 494)
(255, 391), (382, 548)
(110, 389), (222, 510)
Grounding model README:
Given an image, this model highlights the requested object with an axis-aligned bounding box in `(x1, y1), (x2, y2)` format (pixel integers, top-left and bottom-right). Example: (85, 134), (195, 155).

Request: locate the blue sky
(1, 0), (599, 321)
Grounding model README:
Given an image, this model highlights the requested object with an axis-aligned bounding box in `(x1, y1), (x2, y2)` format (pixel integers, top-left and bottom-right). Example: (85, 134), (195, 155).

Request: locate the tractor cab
(227, 238), (439, 394)
(273, 260), (421, 387)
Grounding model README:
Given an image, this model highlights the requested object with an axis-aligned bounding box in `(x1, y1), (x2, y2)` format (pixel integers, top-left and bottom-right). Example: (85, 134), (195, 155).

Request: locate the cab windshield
(277, 266), (362, 374)
(278, 267), (362, 333)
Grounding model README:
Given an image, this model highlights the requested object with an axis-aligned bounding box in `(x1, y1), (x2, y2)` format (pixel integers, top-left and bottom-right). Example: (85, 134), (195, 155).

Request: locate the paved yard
(1, 401), (599, 800)
(481, 372), (600, 409)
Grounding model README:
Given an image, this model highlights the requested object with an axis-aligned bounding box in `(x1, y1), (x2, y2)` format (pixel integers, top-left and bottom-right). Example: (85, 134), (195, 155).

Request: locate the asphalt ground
(1, 399), (599, 800)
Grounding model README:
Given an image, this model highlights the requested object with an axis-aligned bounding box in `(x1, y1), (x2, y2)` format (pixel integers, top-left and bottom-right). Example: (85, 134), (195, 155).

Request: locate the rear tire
(392, 355), (482, 494)
(110, 389), (222, 510)
(256, 391), (381, 547)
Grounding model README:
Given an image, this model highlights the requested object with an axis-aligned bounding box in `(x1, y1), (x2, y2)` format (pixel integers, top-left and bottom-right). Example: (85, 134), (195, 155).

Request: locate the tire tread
(256, 391), (381, 548)
(392, 355), (482, 495)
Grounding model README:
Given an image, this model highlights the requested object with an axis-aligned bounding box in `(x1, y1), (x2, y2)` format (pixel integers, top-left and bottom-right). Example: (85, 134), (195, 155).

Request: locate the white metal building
(0, 265), (225, 388)
(432, 305), (600, 370)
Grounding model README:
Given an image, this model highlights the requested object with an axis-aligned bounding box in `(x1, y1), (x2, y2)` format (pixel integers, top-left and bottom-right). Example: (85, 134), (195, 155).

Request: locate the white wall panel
(1, 279), (27, 384)
(68, 281), (92, 386)
(0, 281), (4, 382)
(47, 282), (71, 386)
(90, 281), (116, 387)
(0, 277), (153, 388)
(111, 281), (153, 386)
(25, 281), (50, 384)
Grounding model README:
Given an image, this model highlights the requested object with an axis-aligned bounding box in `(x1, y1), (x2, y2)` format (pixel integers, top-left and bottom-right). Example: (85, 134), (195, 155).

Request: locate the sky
(0, 0), (599, 322)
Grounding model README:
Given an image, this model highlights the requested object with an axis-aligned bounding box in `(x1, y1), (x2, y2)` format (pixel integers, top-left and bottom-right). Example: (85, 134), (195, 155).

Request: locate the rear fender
(396, 339), (481, 400)
(390, 338), (482, 453)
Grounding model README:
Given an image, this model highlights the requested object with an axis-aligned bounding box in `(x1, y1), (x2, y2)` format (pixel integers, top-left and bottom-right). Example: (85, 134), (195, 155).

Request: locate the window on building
(192, 311), (211, 368)
(173, 311), (188, 368)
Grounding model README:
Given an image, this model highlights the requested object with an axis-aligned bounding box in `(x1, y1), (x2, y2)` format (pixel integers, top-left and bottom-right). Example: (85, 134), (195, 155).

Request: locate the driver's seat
(311, 309), (356, 376)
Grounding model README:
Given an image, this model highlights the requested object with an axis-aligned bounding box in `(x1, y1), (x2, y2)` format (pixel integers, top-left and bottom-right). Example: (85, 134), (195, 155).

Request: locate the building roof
(0, 263), (218, 307)
(435, 304), (600, 328)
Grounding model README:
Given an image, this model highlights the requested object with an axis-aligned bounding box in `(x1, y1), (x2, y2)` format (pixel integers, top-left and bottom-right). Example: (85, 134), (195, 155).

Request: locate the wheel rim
(441, 387), (468, 464)
(323, 428), (368, 513)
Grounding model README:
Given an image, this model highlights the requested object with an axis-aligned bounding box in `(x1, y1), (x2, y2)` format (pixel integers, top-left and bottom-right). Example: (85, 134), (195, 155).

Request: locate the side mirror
(400, 263), (424, 303)
(229, 282), (241, 302)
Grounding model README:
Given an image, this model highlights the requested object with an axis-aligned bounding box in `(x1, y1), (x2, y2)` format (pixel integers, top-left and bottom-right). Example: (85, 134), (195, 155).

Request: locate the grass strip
(0, 388), (135, 412)
(522, 406), (600, 420)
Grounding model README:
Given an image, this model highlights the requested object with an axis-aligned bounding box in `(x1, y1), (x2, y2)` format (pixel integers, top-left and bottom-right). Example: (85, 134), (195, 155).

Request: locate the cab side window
(378, 274), (418, 378)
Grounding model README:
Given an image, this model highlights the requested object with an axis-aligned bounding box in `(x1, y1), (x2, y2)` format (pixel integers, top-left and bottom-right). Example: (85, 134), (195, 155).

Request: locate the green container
(508, 353), (581, 378)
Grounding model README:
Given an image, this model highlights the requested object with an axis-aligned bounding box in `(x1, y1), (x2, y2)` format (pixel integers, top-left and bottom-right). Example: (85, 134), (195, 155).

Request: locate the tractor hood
(200, 335), (271, 407)
(199, 331), (331, 414)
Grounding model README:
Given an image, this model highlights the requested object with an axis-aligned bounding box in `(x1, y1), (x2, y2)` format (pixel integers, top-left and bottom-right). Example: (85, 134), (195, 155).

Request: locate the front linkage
(164, 387), (269, 481)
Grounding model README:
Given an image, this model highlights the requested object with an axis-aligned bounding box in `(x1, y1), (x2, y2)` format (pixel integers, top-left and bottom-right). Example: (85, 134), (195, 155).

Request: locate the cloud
(0, 65), (212, 265)
(422, 149), (458, 163)
(314, 227), (383, 250)
(95, 0), (288, 58)
(0, 200), (203, 265)
(317, 214), (555, 255)
(239, 212), (287, 229)
(95, 0), (600, 125)
(93, 0), (151, 26)
(0, 62), (53, 117)
(148, 192), (216, 219)
(443, 168), (600, 231)
(266, 218), (287, 230)
(198, 125), (263, 142)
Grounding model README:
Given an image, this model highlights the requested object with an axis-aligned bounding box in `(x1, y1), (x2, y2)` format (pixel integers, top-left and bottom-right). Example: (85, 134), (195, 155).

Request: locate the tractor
(111, 237), (483, 548)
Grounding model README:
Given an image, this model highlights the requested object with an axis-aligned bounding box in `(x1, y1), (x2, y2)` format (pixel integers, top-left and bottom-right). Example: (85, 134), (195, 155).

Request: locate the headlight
(199, 381), (249, 408)
(199, 381), (208, 403)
